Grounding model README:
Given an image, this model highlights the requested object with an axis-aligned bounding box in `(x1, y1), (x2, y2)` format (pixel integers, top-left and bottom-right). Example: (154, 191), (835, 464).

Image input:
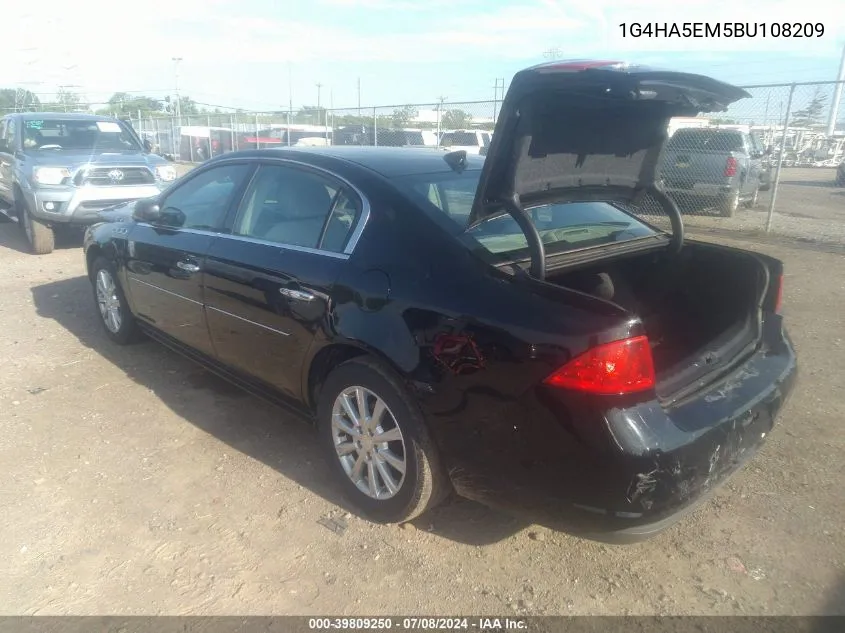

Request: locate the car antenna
(443, 149), (468, 173)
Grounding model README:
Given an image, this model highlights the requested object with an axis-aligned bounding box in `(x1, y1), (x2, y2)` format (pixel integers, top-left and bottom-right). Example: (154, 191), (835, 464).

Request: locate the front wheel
(18, 199), (55, 254)
(90, 257), (143, 345)
(317, 357), (449, 523)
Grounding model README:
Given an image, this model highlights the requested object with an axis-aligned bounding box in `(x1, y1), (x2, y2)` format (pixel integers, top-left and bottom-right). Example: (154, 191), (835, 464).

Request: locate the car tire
(18, 198), (55, 255)
(90, 256), (143, 345)
(317, 357), (449, 524)
(743, 186), (760, 209)
(719, 191), (740, 217)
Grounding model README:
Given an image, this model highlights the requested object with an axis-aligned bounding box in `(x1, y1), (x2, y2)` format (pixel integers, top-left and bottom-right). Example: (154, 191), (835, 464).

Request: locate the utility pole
(316, 83), (323, 110)
(825, 41), (845, 137)
(172, 57), (183, 126)
(492, 78), (505, 123)
(436, 95), (447, 139)
(288, 61), (294, 128)
(357, 77), (361, 117)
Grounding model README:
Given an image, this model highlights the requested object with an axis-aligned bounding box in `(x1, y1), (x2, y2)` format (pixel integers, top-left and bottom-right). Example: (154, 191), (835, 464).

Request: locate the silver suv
(0, 113), (177, 254)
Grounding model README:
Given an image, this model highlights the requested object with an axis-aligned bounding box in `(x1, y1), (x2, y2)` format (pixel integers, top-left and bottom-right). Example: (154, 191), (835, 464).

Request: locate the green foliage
(0, 88), (42, 112)
(442, 109), (472, 129)
(791, 87), (828, 127)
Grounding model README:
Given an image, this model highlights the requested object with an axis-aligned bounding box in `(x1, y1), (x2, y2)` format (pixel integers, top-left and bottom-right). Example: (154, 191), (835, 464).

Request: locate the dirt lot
(0, 203), (844, 615)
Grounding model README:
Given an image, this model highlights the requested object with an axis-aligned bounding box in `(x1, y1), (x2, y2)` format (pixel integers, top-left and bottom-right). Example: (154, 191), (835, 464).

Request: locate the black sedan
(83, 61), (797, 542)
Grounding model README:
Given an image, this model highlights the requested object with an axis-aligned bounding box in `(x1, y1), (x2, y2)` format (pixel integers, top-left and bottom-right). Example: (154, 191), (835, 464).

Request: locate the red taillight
(774, 274), (783, 314)
(543, 335), (656, 395)
(724, 156), (738, 177)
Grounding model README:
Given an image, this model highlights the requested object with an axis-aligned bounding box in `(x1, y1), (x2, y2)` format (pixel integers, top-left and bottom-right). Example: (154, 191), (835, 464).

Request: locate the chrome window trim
(155, 154), (372, 257)
(206, 305), (291, 336)
(129, 277), (203, 305)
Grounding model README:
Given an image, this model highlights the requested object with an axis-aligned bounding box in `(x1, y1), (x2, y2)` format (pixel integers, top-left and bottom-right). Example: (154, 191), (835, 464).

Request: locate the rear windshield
(22, 118), (142, 152)
(666, 129), (744, 152)
(393, 171), (659, 264)
(440, 132), (479, 147)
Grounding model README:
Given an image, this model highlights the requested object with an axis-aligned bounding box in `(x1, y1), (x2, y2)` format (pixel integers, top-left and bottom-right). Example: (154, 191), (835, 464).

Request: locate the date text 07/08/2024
(308, 617), (528, 631)
(619, 22), (825, 38)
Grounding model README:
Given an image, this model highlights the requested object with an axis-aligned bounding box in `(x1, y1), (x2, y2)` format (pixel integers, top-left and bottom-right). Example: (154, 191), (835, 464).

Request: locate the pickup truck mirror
(143, 139), (153, 153)
(132, 198), (162, 223)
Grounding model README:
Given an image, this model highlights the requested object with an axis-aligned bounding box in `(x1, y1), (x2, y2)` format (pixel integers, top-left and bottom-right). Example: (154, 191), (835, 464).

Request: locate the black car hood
(96, 199), (140, 223)
(468, 60), (750, 227)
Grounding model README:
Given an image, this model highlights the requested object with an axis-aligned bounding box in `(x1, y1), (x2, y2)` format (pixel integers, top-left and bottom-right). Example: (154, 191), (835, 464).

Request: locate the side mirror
(132, 197), (162, 223)
(143, 139), (153, 153)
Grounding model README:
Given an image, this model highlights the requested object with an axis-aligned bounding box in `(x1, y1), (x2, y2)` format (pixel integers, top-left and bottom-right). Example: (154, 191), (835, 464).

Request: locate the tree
(99, 92), (165, 117)
(0, 88), (42, 112)
(442, 109), (472, 129)
(392, 105), (418, 128)
(295, 105), (327, 124)
(791, 87), (828, 127)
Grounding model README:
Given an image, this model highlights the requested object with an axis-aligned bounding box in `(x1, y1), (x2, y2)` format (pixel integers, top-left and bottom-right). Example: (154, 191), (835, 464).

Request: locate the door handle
(176, 261), (201, 273)
(279, 287), (316, 302)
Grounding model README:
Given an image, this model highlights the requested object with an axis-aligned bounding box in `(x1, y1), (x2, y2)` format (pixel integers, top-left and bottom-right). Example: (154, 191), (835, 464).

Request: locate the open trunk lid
(468, 60), (750, 231)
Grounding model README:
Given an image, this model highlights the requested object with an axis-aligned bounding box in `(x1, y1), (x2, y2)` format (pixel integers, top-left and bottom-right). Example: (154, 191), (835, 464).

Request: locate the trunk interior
(548, 242), (769, 400)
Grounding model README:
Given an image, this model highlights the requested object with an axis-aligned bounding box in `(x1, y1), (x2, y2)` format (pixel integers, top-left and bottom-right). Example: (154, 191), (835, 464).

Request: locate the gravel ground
(0, 184), (843, 616)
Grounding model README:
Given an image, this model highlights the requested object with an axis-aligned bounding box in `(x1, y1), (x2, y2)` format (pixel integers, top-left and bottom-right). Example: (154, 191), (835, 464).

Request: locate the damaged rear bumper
(440, 317), (797, 543)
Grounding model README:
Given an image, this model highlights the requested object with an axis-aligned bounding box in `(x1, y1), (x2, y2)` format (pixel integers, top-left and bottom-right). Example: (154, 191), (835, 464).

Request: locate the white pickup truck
(438, 129), (492, 155)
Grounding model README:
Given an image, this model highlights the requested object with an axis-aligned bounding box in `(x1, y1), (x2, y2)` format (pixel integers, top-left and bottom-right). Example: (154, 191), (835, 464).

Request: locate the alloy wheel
(96, 269), (123, 333)
(331, 386), (407, 500)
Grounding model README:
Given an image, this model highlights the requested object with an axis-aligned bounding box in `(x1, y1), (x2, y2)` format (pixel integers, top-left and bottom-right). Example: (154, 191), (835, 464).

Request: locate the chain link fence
(124, 81), (844, 244)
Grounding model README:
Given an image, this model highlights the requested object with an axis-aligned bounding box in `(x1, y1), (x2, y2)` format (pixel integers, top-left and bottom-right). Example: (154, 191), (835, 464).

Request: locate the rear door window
(667, 129), (744, 152)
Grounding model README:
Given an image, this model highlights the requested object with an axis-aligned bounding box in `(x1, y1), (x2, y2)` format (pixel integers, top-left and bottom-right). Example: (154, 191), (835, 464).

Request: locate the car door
(0, 118), (14, 207)
(203, 159), (366, 401)
(125, 160), (255, 356)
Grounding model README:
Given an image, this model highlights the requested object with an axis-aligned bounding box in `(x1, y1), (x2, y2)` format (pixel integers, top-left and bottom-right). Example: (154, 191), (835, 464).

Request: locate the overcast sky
(6, 0), (844, 111)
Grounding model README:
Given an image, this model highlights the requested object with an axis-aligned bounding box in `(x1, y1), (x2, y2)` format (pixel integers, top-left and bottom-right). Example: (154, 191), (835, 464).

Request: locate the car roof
(213, 146), (486, 178)
(13, 112), (120, 121)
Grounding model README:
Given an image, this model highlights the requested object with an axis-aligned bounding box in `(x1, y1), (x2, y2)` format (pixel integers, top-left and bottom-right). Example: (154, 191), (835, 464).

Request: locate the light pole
(172, 57), (183, 126)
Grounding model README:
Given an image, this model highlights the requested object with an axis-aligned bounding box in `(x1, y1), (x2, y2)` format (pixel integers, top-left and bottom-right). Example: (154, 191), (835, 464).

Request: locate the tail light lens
(543, 335), (656, 395)
(773, 274), (783, 314)
(724, 156), (738, 177)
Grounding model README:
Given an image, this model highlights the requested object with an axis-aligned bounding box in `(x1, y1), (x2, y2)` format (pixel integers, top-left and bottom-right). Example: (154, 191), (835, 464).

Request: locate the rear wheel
(743, 186), (760, 209)
(317, 357), (449, 523)
(18, 198), (55, 254)
(718, 190), (740, 217)
(90, 257), (142, 345)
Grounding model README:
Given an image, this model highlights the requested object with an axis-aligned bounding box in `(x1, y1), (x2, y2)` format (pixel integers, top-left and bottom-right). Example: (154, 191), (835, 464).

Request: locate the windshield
(22, 118), (142, 152)
(393, 171), (659, 263)
(666, 129), (744, 152)
(440, 132), (479, 147)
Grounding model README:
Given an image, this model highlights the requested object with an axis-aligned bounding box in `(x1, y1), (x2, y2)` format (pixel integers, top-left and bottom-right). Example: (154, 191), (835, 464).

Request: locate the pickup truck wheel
(18, 200), (55, 255)
(743, 187), (760, 209)
(719, 191), (740, 218)
(90, 257), (142, 345)
(317, 357), (449, 524)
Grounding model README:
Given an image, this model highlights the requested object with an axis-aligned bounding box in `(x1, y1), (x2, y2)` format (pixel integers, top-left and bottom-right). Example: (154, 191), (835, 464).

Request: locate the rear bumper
(435, 316), (797, 542)
(663, 183), (736, 198)
(24, 184), (163, 225)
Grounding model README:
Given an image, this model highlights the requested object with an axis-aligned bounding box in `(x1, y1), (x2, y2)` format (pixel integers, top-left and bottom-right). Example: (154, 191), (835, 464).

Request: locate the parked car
(438, 129), (491, 154)
(0, 113), (177, 254)
(660, 127), (771, 217)
(83, 60), (797, 543)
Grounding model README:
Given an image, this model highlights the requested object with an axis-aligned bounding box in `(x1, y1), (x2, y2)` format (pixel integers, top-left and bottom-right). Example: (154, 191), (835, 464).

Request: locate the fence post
(765, 83), (796, 234)
(373, 107), (378, 146)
